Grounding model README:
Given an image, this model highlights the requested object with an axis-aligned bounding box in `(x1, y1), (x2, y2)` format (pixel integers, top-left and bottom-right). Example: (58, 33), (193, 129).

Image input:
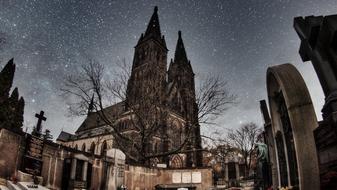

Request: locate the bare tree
(197, 75), (237, 125)
(62, 59), (236, 165)
(227, 122), (262, 177)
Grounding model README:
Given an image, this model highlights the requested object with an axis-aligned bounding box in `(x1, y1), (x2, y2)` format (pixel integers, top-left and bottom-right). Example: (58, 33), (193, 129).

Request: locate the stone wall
(124, 165), (213, 190)
(41, 143), (67, 189)
(124, 165), (159, 190)
(0, 128), (24, 179)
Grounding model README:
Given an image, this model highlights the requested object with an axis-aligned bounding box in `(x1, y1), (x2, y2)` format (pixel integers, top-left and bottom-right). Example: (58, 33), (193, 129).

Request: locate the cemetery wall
(124, 165), (213, 190)
(41, 143), (67, 189)
(124, 165), (159, 190)
(0, 128), (24, 180)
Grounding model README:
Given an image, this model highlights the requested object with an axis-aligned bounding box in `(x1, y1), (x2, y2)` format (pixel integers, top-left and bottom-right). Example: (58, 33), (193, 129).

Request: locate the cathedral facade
(57, 6), (203, 168)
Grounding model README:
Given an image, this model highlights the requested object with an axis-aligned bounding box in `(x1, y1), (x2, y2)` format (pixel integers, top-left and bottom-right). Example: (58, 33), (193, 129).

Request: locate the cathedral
(57, 6), (203, 168)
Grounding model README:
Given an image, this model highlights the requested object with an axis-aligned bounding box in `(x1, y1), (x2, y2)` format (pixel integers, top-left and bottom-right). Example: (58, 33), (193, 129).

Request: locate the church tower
(126, 6), (168, 105)
(168, 31), (203, 167)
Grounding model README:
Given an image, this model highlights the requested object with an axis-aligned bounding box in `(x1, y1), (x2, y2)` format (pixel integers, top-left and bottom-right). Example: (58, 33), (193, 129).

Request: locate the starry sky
(0, 0), (336, 139)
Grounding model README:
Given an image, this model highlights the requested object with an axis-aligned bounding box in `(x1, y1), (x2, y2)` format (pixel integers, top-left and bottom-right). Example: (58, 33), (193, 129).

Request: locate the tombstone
(294, 15), (337, 185)
(266, 64), (320, 189)
(21, 111), (47, 177)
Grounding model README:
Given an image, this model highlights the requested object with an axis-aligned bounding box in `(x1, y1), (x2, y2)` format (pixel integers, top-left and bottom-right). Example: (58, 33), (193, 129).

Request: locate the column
(70, 158), (77, 180)
(235, 162), (240, 180)
(224, 163), (229, 181)
(82, 161), (88, 181)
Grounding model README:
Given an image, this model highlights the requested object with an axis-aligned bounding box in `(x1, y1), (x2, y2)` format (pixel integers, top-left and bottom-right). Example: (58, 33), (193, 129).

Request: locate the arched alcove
(267, 63), (320, 189)
(81, 143), (86, 152)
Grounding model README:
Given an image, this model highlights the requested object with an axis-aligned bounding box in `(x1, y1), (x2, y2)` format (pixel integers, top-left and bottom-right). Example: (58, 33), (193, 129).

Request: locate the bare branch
(196, 74), (237, 124)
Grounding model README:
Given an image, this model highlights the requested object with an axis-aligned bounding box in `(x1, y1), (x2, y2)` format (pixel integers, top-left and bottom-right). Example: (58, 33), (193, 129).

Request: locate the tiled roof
(75, 101), (125, 134)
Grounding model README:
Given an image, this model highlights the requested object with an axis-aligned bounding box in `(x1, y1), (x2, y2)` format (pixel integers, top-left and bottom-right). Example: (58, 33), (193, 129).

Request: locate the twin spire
(140, 6), (189, 65)
(174, 31), (188, 64)
(145, 6), (161, 38)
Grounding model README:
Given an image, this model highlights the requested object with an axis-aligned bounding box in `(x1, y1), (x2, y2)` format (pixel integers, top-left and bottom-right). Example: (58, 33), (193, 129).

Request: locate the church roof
(56, 131), (75, 142)
(75, 101), (125, 134)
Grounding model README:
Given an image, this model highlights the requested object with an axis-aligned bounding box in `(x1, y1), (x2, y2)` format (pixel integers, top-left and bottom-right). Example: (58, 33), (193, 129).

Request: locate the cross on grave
(35, 111), (47, 134)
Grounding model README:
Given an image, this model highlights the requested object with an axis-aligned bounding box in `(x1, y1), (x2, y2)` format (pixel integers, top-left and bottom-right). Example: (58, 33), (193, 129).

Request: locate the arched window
(82, 143), (86, 152)
(101, 140), (107, 156)
(89, 142), (96, 155)
(74, 144), (78, 150)
(170, 155), (183, 168)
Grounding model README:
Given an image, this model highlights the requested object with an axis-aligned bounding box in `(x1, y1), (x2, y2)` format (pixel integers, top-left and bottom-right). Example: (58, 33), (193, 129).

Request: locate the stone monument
(294, 14), (337, 188)
(21, 111), (47, 178)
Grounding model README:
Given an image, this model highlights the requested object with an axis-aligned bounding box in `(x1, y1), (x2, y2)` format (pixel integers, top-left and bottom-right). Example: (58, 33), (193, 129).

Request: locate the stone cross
(35, 111), (47, 134)
(294, 15), (337, 118)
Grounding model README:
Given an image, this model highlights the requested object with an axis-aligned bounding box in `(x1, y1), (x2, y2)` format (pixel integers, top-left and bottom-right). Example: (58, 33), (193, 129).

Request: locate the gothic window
(154, 142), (158, 153)
(275, 131), (288, 187)
(170, 155), (183, 168)
(275, 91), (299, 187)
(81, 143), (86, 152)
(74, 144), (78, 150)
(101, 140), (107, 156)
(157, 50), (160, 61)
(90, 142), (96, 155)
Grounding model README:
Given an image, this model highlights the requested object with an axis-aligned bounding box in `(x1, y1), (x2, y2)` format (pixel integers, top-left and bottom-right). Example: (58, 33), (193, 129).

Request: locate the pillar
(82, 161), (88, 181)
(224, 163), (229, 181)
(70, 158), (77, 180)
(235, 163), (240, 180)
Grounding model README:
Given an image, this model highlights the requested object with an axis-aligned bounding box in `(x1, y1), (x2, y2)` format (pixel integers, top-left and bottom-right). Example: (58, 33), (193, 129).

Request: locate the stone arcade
(262, 64), (320, 189)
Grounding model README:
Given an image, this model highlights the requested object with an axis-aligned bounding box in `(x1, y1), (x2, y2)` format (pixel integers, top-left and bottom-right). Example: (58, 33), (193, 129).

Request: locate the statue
(256, 142), (268, 162)
(254, 143), (270, 190)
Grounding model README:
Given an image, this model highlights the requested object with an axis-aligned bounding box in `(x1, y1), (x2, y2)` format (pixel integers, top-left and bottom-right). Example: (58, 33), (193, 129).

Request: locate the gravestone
(21, 111), (47, 176)
(266, 64), (320, 189)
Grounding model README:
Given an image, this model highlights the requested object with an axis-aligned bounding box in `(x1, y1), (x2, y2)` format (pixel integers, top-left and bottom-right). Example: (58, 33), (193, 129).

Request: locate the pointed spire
(174, 31), (188, 63)
(88, 94), (94, 115)
(144, 6), (161, 39)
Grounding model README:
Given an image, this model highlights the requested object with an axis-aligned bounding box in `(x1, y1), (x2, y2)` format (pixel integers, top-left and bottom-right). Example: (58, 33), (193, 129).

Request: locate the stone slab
(17, 171), (43, 185)
(191, 172), (201, 183)
(7, 181), (21, 190)
(0, 185), (10, 190)
(17, 182), (49, 190)
(181, 172), (191, 183)
(172, 172), (181, 183)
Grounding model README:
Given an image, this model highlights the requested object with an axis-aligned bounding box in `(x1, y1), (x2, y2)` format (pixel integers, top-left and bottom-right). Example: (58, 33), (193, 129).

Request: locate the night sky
(0, 0), (336, 138)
